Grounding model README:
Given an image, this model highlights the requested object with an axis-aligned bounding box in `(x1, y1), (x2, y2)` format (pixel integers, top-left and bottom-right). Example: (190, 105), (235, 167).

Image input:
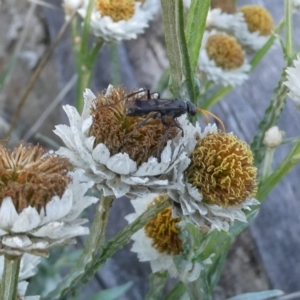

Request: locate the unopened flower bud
(263, 126), (283, 148)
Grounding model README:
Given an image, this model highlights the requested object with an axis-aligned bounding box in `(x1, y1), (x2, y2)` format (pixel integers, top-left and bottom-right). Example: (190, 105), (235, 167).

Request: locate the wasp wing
(125, 98), (180, 115)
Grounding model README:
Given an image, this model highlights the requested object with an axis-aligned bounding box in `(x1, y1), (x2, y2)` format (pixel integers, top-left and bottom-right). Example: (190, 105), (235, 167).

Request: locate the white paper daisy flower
(125, 193), (181, 277)
(54, 85), (195, 199)
(78, 0), (159, 43)
(167, 125), (259, 231)
(198, 30), (250, 87)
(206, 8), (245, 34)
(0, 143), (98, 256)
(0, 254), (41, 299)
(233, 5), (274, 52)
(284, 55), (300, 110)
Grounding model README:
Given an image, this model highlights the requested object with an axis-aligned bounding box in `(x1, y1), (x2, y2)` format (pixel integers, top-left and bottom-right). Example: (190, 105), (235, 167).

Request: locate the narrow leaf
(145, 272), (168, 300)
(88, 282), (133, 300)
(227, 289), (284, 300)
(185, 0), (210, 75)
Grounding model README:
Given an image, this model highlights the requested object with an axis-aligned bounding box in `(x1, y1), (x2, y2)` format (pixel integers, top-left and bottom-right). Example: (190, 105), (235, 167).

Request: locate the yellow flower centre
(211, 0), (236, 14)
(95, 0), (135, 22)
(144, 203), (182, 256)
(89, 86), (178, 166)
(206, 33), (245, 70)
(186, 132), (257, 207)
(239, 5), (274, 36)
(0, 143), (72, 213)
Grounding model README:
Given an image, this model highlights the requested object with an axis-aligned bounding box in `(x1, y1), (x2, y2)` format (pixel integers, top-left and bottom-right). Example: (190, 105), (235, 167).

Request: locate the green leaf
(229, 208), (259, 237)
(88, 282), (133, 300)
(257, 138), (300, 201)
(174, 222), (232, 300)
(205, 249), (229, 293)
(227, 289), (284, 300)
(145, 272), (168, 300)
(185, 0), (210, 76)
(161, 0), (194, 101)
(251, 68), (289, 167)
(163, 282), (187, 300)
(250, 19), (284, 70)
(42, 197), (170, 300)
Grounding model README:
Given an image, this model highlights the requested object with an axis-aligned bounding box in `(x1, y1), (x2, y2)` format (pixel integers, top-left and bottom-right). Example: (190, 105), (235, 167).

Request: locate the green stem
(75, 41), (103, 112)
(42, 195), (112, 300)
(285, 0), (293, 61)
(43, 196), (170, 300)
(161, 0), (194, 100)
(201, 86), (231, 110)
(76, 69), (91, 111)
(257, 138), (300, 201)
(0, 255), (21, 300)
(261, 148), (275, 182)
(109, 44), (122, 85)
(164, 282), (186, 300)
(80, 0), (94, 56)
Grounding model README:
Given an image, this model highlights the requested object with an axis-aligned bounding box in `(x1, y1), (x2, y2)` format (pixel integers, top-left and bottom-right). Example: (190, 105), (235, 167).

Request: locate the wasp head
(186, 102), (196, 116)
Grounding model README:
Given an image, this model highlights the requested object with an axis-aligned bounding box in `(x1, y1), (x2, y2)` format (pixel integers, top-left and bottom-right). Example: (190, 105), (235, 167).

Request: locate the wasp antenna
(99, 89), (149, 108)
(200, 109), (210, 124)
(196, 108), (226, 131)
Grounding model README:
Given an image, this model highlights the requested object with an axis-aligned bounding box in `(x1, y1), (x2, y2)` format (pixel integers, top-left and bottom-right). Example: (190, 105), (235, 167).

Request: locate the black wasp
(101, 88), (223, 151)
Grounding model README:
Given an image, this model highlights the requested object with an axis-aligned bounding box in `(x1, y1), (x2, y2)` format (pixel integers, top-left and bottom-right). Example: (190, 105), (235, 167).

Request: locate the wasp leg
(156, 114), (171, 158)
(172, 118), (184, 137)
(117, 111), (160, 152)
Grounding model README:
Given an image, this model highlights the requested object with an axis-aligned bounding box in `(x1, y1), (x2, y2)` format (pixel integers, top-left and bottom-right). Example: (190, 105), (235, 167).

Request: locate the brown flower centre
(206, 33), (245, 70)
(186, 132), (257, 206)
(239, 5), (274, 36)
(95, 0), (135, 22)
(211, 0), (236, 14)
(144, 195), (182, 255)
(89, 86), (179, 166)
(0, 143), (72, 213)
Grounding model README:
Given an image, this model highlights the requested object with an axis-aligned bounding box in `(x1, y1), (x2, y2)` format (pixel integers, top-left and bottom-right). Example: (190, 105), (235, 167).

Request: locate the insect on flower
(100, 88), (224, 151)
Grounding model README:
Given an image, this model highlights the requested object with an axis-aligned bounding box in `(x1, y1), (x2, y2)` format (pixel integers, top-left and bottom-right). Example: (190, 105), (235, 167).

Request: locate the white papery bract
(0, 254), (41, 299)
(54, 86), (195, 199)
(206, 9), (245, 34)
(78, 0), (159, 43)
(0, 169), (98, 256)
(198, 30), (250, 87)
(125, 194), (179, 277)
(167, 124), (259, 232)
(284, 55), (300, 110)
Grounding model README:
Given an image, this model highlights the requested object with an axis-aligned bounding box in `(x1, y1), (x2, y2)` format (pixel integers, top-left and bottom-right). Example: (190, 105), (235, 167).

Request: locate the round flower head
(234, 5), (274, 52)
(0, 254), (41, 299)
(125, 193), (182, 277)
(0, 143), (98, 256)
(78, 0), (159, 42)
(168, 126), (259, 231)
(263, 126), (283, 148)
(54, 85), (194, 198)
(284, 55), (300, 110)
(198, 30), (250, 86)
